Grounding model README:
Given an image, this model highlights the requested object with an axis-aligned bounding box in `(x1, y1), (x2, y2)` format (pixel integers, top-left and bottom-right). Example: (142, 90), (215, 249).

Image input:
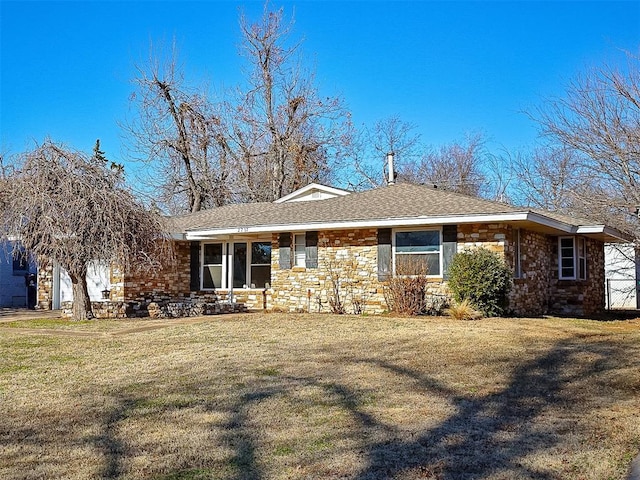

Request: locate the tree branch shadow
(346, 336), (628, 479)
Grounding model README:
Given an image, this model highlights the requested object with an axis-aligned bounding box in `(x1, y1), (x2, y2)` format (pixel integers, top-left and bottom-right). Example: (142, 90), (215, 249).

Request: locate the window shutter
(305, 231), (318, 268)
(442, 225), (457, 280)
(278, 233), (292, 269)
(377, 228), (392, 281)
(189, 241), (201, 291)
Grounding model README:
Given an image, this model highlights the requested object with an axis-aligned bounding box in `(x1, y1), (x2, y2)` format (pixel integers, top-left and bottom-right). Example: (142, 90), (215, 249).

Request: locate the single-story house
(36, 182), (629, 317)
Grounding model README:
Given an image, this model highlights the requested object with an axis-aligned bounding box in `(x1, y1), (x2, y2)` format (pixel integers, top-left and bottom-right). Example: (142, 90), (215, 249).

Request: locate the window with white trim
(251, 242), (271, 288)
(202, 243), (224, 289)
(394, 229), (442, 276)
(558, 236), (587, 280)
(294, 234), (306, 267)
(201, 241), (271, 290)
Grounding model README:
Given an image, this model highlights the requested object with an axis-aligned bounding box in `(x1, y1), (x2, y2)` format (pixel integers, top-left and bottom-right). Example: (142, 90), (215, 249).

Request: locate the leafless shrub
(324, 255), (350, 314)
(383, 257), (430, 316)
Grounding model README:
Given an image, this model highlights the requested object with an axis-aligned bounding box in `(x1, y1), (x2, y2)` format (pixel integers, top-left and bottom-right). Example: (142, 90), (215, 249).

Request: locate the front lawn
(1, 313), (639, 479)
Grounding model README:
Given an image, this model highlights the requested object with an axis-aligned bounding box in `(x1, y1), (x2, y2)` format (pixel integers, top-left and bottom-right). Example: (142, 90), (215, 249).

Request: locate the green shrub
(447, 248), (512, 317)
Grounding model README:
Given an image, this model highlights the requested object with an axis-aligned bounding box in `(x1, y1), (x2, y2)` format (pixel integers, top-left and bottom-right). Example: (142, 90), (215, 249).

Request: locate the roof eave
(576, 225), (632, 243)
(182, 212), (533, 239)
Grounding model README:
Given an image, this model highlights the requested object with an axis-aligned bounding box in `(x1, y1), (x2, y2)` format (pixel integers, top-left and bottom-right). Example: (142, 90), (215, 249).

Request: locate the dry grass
(1, 313), (639, 480)
(445, 299), (483, 321)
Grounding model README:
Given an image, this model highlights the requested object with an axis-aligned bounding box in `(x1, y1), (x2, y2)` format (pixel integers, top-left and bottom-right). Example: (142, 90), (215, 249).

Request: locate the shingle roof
(166, 182), (628, 241)
(170, 183), (521, 232)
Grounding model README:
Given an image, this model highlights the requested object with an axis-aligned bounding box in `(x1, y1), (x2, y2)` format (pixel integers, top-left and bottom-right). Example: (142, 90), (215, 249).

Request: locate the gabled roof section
(273, 183), (351, 203)
(167, 182), (630, 242)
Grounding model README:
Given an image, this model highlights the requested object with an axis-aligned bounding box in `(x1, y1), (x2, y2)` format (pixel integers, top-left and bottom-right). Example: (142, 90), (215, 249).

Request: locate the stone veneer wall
(269, 229), (389, 314)
(122, 241), (192, 302)
(548, 237), (605, 316)
(269, 225), (576, 316)
(36, 259), (54, 310)
(506, 228), (552, 317)
(37, 227), (608, 318)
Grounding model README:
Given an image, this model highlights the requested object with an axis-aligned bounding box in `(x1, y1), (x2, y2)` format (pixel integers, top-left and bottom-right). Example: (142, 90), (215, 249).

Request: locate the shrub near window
(447, 248), (512, 317)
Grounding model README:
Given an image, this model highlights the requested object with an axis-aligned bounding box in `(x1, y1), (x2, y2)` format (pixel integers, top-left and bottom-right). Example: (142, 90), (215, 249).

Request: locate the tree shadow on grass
(346, 336), (631, 479)
(83, 334), (637, 480)
(94, 396), (137, 479)
(89, 387), (280, 480)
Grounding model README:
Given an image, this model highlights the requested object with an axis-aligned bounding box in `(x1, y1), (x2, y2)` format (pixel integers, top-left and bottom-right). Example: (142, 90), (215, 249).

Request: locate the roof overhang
(180, 211), (630, 242)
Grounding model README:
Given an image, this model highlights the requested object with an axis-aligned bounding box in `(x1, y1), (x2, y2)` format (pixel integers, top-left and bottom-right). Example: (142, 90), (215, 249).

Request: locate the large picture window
(201, 241), (271, 290)
(558, 237), (587, 280)
(394, 229), (441, 276)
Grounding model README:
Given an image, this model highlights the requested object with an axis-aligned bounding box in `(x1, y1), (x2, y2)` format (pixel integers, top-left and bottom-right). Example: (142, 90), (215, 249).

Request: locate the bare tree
(225, 5), (352, 202)
(404, 133), (487, 196)
(350, 115), (421, 189)
(533, 50), (640, 240)
(125, 43), (231, 213)
(125, 6), (351, 208)
(0, 140), (172, 320)
(509, 146), (584, 211)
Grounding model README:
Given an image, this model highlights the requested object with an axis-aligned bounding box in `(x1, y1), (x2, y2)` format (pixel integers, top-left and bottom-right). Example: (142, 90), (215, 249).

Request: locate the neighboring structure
(0, 241), (37, 308)
(604, 243), (639, 309)
(37, 182), (630, 317)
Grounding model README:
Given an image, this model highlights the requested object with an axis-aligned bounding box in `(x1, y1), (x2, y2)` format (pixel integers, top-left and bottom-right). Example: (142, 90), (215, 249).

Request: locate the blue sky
(1, 1), (639, 180)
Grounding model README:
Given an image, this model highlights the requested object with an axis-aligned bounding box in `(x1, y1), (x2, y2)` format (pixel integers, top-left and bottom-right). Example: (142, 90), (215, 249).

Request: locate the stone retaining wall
(60, 295), (247, 319)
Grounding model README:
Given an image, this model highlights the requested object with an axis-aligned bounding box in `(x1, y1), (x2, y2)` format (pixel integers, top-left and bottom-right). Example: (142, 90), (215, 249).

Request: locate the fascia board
(576, 225), (607, 234)
(577, 225), (632, 242)
(184, 212), (533, 239)
(524, 212), (576, 233)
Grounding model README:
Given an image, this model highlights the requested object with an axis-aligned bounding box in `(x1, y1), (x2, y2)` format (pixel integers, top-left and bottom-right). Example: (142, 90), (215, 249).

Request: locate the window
(12, 247), (29, 275)
(394, 229), (441, 276)
(12, 255), (28, 275)
(558, 237), (587, 280)
(294, 234), (306, 267)
(202, 243), (223, 289)
(251, 242), (271, 288)
(513, 228), (522, 278)
(201, 241), (271, 290)
(577, 237), (586, 280)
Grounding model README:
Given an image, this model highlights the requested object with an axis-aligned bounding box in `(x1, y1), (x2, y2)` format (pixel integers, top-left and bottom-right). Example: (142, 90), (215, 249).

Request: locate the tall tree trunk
(69, 270), (94, 321)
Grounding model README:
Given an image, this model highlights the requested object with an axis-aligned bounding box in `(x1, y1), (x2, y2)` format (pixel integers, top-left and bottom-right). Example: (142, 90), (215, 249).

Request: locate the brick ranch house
(37, 182), (628, 317)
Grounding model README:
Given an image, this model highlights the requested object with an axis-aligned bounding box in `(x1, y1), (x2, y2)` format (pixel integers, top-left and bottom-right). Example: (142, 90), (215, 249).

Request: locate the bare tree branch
(0, 140), (172, 320)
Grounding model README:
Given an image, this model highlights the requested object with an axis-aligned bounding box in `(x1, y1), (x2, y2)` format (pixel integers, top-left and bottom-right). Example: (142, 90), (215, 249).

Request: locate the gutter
(176, 210), (629, 243)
